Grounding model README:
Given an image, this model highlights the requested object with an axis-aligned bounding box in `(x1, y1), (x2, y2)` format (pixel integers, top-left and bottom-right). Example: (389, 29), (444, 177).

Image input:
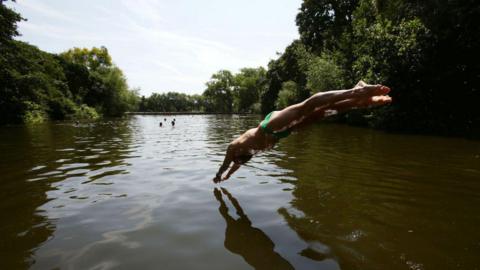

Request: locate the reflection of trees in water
(0, 124), (56, 269)
(214, 188), (294, 270)
(273, 124), (389, 268)
(0, 119), (136, 268)
(272, 124), (480, 269)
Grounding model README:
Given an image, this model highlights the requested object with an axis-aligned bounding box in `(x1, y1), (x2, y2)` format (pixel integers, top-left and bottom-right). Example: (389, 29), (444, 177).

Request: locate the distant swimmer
(214, 81), (392, 183)
(171, 120), (175, 127)
(159, 122), (163, 127)
(164, 118), (167, 121)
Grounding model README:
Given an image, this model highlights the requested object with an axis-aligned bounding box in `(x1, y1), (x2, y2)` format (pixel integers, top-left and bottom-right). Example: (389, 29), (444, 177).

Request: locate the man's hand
(213, 175), (222, 183)
(213, 144), (235, 183)
(213, 162), (241, 183)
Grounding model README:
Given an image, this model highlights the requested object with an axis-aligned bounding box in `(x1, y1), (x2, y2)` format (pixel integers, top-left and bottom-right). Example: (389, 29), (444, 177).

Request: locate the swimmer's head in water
(234, 154), (253, 165)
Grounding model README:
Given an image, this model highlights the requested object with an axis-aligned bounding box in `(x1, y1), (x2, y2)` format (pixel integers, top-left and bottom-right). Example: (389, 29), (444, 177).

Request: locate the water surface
(0, 115), (479, 269)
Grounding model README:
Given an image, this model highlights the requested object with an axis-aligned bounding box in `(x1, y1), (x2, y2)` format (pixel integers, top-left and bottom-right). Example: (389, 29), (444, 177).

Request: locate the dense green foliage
(0, 0), (22, 44)
(2, 0), (478, 136)
(139, 92), (203, 112)
(275, 81), (298, 109)
(59, 47), (139, 117)
(232, 67), (267, 113)
(135, 0), (480, 137)
(203, 70), (234, 113)
(139, 68), (266, 113)
(0, 2), (139, 124)
(259, 0), (479, 137)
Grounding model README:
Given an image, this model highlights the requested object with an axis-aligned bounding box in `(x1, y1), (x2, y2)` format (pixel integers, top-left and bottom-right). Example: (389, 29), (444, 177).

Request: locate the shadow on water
(0, 119), (137, 268)
(213, 187), (294, 270)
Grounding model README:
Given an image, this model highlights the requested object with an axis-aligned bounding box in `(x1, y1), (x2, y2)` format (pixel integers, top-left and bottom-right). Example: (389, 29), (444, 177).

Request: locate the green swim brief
(260, 112), (291, 140)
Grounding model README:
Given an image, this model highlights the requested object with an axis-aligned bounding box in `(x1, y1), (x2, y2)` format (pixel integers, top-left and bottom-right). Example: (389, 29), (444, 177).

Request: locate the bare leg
(266, 82), (390, 131)
(290, 95), (392, 131)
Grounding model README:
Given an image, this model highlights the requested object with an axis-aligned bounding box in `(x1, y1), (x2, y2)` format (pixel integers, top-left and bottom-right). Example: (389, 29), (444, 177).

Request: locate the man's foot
(353, 81), (391, 97)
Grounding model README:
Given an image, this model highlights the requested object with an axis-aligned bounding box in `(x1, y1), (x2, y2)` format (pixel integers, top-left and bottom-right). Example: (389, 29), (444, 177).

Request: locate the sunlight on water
(0, 115), (479, 269)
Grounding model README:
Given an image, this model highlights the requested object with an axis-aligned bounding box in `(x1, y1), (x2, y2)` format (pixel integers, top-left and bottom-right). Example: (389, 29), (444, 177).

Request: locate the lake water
(1, 115), (479, 270)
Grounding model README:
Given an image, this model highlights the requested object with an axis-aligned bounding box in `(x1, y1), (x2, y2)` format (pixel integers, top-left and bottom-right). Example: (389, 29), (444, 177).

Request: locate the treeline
(139, 0), (479, 136)
(0, 2), (139, 124)
(3, 0), (479, 137)
(139, 68), (266, 113)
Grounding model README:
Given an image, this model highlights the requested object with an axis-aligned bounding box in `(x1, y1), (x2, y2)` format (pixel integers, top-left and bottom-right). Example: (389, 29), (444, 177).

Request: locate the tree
(189, 94), (205, 112)
(307, 53), (345, 93)
(0, 0), (22, 45)
(60, 46), (112, 71)
(203, 70), (234, 113)
(138, 95), (147, 111)
(0, 41), (74, 123)
(138, 91), (203, 112)
(261, 41), (311, 114)
(57, 56), (93, 103)
(275, 81), (298, 109)
(233, 67), (266, 113)
(59, 47), (138, 117)
(0, 2), (135, 124)
(296, 0), (358, 53)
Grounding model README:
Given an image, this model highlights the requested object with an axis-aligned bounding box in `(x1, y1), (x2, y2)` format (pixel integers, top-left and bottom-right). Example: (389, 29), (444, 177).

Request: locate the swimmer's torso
(230, 127), (277, 156)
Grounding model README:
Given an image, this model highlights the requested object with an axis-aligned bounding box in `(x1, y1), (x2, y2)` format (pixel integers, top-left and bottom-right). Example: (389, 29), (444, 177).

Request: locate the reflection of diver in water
(214, 188), (294, 270)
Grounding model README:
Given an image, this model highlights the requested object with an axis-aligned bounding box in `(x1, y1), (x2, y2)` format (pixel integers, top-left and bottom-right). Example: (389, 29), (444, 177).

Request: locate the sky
(7, 0), (302, 96)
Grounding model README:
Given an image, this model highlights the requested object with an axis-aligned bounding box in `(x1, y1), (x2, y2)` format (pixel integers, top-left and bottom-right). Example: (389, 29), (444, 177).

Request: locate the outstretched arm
(223, 163), (241, 181)
(221, 188), (248, 220)
(213, 188), (234, 222)
(214, 145), (234, 183)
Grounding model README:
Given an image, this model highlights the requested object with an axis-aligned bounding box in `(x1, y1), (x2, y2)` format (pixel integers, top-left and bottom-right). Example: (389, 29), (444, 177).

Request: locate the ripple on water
(343, 229), (367, 242)
(2, 116), (479, 270)
(30, 165), (47, 171)
(56, 148), (76, 152)
(82, 170), (127, 184)
(36, 170), (63, 177)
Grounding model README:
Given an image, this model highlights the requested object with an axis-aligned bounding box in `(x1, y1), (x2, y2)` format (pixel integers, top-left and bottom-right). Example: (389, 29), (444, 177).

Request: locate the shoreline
(126, 112), (259, 115)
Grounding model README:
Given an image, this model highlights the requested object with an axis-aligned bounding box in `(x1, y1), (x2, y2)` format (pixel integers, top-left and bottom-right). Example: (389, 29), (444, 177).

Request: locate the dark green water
(0, 115), (479, 270)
